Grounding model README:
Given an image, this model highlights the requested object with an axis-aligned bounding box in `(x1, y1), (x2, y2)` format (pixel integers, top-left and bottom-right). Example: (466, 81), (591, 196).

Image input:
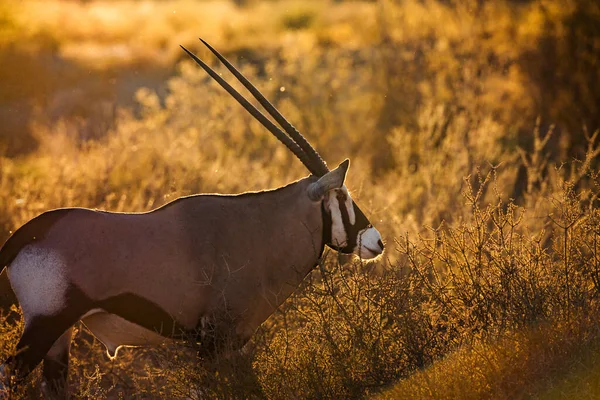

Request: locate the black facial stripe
(337, 192), (357, 253)
(354, 204), (370, 229)
(322, 192), (372, 254)
(320, 202), (332, 256)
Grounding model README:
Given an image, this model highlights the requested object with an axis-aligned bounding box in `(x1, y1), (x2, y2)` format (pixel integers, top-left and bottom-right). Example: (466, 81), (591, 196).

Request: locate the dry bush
(377, 315), (600, 400)
(0, 0), (600, 398)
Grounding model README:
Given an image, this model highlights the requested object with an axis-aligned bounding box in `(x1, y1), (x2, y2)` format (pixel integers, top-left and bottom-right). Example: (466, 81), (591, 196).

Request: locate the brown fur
(2, 176), (323, 345)
(0, 209), (75, 269)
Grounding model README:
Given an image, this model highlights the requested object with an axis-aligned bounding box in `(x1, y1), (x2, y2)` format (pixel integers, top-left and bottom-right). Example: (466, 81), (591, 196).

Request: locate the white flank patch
(7, 246), (69, 321)
(356, 226), (383, 259)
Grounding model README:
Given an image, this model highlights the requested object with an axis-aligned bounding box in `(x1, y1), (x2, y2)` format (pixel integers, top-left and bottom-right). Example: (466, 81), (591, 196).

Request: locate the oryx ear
(307, 159), (350, 201)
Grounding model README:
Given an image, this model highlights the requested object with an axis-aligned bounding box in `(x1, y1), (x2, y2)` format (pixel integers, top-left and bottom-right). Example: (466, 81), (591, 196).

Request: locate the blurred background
(1, 0), (600, 398)
(1, 0), (599, 160)
(0, 0), (597, 240)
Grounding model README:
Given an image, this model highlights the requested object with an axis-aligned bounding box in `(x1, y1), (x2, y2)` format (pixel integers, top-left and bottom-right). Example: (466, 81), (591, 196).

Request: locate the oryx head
(306, 160), (383, 259)
(182, 40), (384, 260)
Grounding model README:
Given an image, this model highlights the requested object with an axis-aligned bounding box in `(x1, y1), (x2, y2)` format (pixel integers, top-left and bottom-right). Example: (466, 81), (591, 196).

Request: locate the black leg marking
(42, 357), (69, 394)
(99, 293), (244, 359)
(99, 293), (187, 338)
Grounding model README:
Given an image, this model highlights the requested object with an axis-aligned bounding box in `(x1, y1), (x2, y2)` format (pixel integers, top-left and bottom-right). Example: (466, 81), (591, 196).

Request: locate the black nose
(378, 239), (384, 251)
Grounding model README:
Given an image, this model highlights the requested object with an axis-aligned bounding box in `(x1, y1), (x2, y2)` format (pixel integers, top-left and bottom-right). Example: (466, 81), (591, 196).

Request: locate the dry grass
(0, 0), (600, 398)
(376, 316), (600, 399)
(1, 0), (378, 66)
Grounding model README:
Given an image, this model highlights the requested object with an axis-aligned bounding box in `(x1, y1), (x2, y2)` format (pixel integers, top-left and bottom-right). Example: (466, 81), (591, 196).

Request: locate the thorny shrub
(1, 80), (599, 400)
(0, 0), (600, 398)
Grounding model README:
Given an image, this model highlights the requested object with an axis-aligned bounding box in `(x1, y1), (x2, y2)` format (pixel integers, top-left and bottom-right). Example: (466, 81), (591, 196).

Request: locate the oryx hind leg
(3, 309), (83, 395)
(41, 327), (73, 399)
(3, 246), (91, 395)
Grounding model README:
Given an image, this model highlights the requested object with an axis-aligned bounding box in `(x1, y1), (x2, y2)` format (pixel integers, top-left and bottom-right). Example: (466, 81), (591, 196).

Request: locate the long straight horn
(198, 38), (330, 177)
(180, 45), (317, 173)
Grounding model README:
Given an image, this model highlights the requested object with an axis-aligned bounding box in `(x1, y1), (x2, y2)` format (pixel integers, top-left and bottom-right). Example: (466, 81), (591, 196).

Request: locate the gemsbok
(0, 39), (384, 397)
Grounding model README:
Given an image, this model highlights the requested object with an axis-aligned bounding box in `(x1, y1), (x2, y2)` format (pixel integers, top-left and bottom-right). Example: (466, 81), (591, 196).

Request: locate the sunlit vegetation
(1, 0), (600, 398)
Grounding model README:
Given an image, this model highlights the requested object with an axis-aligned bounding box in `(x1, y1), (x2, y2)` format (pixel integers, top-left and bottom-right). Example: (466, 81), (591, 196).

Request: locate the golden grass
(376, 317), (600, 400)
(0, 0), (378, 69)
